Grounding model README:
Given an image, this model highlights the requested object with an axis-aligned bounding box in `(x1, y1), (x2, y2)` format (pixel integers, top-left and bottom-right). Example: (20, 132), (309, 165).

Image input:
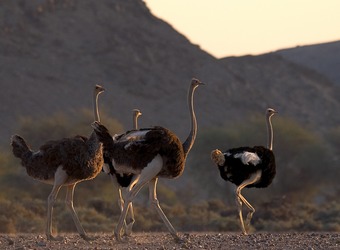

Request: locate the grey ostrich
(211, 108), (277, 235)
(10, 85), (105, 241)
(91, 78), (204, 242)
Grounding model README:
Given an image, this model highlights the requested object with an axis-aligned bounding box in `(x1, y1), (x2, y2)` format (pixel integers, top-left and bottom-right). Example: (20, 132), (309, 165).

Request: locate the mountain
(276, 40), (340, 85)
(0, 0), (226, 145)
(219, 53), (340, 133)
(0, 0), (339, 147)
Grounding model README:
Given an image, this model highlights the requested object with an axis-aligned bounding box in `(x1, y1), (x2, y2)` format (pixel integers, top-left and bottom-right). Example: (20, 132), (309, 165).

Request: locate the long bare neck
(182, 84), (197, 157)
(133, 115), (139, 129)
(266, 115), (274, 150)
(93, 91), (100, 122)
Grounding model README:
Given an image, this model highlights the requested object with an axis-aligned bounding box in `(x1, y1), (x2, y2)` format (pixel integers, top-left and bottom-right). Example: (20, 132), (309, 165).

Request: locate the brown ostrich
(91, 78), (204, 242)
(211, 108), (277, 235)
(10, 85), (105, 241)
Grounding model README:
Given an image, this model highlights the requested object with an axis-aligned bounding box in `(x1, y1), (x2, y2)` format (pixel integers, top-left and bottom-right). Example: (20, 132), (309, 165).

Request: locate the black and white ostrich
(117, 108), (142, 235)
(10, 85), (105, 241)
(91, 78), (204, 242)
(210, 108), (277, 235)
(93, 85), (138, 236)
(106, 109), (142, 236)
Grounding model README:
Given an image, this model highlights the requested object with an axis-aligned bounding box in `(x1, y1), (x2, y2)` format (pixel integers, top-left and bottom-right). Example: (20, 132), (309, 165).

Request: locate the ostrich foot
(171, 233), (187, 244)
(46, 234), (63, 241)
(80, 233), (98, 242)
(211, 149), (225, 166)
(242, 231), (248, 236)
(245, 212), (254, 231)
(238, 218), (248, 236)
(123, 222), (134, 236)
(172, 234), (192, 248)
(114, 231), (128, 242)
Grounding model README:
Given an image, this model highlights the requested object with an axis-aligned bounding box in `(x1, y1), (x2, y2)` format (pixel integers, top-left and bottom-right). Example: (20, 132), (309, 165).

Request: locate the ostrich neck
(182, 85), (197, 157)
(133, 116), (138, 130)
(266, 115), (274, 150)
(93, 92), (100, 122)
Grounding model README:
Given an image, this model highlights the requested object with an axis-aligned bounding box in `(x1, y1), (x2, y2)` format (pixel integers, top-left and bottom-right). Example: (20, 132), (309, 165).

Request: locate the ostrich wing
(234, 152), (261, 166)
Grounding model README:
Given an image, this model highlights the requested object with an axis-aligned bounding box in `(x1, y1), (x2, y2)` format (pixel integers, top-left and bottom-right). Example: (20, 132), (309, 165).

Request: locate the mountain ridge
(0, 0), (339, 147)
(275, 40), (340, 84)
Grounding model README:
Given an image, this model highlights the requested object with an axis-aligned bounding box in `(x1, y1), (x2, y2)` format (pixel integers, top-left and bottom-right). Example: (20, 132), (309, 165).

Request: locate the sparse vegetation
(0, 111), (338, 234)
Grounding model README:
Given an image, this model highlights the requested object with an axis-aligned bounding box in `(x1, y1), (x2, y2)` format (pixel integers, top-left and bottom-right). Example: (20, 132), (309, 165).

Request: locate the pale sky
(143, 0), (340, 58)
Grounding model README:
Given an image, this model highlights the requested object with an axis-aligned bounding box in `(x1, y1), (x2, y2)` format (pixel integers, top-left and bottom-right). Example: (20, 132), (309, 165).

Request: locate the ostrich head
(191, 78), (204, 88)
(266, 108), (277, 118)
(95, 84), (105, 95)
(211, 149), (225, 167)
(133, 109), (142, 118)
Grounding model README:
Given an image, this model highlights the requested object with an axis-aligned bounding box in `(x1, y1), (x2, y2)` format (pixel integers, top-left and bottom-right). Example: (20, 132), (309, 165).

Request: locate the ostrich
(96, 103), (142, 236)
(10, 85), (105, 241)
(132, 109), (142, 130)
(93, 84), (105, 122)
(94, 85), (138, 235)
(210, 108), (277, 235)
(91, 78), (204, 242)
(116, 108), (142, 235)
(109, 109), (143, 236)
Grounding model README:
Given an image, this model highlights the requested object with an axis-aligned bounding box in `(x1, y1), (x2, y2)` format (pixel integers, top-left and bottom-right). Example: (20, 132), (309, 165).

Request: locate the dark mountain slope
(0, 0), (237, 145)
(276, 40), (340, 85)
(219, 53), (340, 133)
(0, 0), (339, 147)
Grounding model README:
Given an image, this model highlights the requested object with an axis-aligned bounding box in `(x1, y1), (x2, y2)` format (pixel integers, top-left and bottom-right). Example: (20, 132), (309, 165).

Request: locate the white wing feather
(234, 152), (261, 165)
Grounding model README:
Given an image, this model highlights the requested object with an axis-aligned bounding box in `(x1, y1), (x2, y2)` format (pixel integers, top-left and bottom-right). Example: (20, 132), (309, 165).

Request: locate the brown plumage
(11, 133), (103, 183)
(91, 78), (204, 242)
(10, 85), (105, 241)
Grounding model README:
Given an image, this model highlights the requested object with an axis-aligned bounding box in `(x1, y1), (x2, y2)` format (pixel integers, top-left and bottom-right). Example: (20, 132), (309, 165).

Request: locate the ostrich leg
(114, 181), (147, 242)
(46, 168), (68, 241)
(148, 178), (181, 242)
(116, 187), (135, 236)
(65, 184), (94, 241)
(46, 184), (63, 241)
(121, 188), (135, 236)
(114, 155), (163, 241)
(235, 171), (261, 235)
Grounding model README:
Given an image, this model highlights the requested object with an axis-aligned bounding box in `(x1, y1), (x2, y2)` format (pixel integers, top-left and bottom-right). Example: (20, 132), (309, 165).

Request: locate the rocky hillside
(219, 53), (340, 133)
(0, 0), (339, 146)
(276, 40), (340, 85)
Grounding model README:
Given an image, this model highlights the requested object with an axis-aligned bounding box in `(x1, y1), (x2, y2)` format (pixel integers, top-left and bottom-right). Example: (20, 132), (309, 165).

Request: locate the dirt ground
(0, 232), (339, 250)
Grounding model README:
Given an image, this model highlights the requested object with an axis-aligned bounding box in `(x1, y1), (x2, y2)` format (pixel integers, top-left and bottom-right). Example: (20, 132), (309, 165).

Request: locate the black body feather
(218, 146), (276, 188)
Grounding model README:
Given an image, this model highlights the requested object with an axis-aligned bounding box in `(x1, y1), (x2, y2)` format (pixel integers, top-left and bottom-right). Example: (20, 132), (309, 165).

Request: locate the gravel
(1, 232), (339, 250)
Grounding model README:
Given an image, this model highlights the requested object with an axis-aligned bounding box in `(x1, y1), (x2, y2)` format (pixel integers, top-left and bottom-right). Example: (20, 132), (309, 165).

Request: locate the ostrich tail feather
(10, 135), (32, 159)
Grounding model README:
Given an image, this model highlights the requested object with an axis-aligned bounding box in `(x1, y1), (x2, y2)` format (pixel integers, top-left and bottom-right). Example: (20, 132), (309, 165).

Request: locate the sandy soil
(1, 232), (339, 250)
